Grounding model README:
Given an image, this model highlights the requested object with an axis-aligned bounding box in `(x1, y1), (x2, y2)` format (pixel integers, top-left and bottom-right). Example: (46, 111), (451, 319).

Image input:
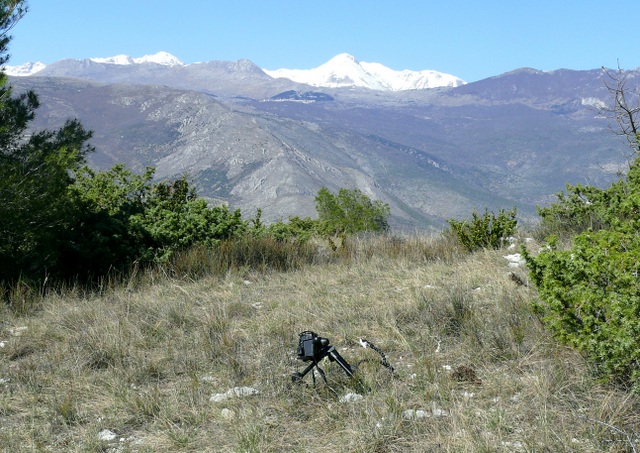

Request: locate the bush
(69, 166), (248, 270)
(315, 187), (390, 235)
(524, 231), (640, 390)
(131, 176), (246, 261)
(525, 158), (640, 390)
(263, 216), (319, 242)
(535, 184), (607, 239)
(447, 208), (517, 252)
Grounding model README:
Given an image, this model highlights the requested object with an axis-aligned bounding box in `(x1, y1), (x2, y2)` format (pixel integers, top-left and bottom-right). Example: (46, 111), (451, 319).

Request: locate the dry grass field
(1, 234), (638, 452)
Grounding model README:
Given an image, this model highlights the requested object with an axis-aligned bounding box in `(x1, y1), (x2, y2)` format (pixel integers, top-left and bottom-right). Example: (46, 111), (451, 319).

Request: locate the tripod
(292, 331), (354, 385)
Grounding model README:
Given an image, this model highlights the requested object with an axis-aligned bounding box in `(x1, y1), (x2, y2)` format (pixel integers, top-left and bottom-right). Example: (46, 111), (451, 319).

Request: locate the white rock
(220, 408), (235, 419)
(503, 253), (526, 267)
(431, 408), (449, 417)
(403, 406), (448, 419)
(210, 386), (259, 403)
(0, 341), (5, 348)
(98, 429), (117, 441)
(210, 393), (230, 403)
(9, 326), (27, 336)
(403, 409), (418, 419)
(339, 393), (363, 403)
(501, 441), (524, 450)
(403, 409), (430, 419)
(503, 253), (521, 261)
(230, 386), (259, 397)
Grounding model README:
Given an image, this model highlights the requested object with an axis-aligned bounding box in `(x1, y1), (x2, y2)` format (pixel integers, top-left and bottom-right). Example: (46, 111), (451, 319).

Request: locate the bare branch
(600, 65), (640, 157)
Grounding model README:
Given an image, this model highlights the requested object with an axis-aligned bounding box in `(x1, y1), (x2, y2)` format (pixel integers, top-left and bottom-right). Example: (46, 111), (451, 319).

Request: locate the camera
(293, 331), (354, 382)
(297, 331), (330, 362)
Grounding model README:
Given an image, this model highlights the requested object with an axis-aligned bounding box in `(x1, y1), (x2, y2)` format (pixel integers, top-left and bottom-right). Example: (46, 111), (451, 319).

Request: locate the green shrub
(62, 164), (154, 277)
(131, 176), (246, 261)
(447, 208), (517, 252)
(263, 216), (319, 242)
(315, 187), (390, 235)
(535, 184), (607, 239)
(525, 158), (640, 390)
(66, 166), (247, 276)
(537, 159), (640, 239)
(524, 230), (640, 390)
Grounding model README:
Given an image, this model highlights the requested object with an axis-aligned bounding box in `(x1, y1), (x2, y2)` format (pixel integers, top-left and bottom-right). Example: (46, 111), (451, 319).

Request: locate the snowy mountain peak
(6, 51), (185, 77)
(90, 54), (135, 65)
(264, 54), (466, 91)
(327, 53), (359, 64)
(134, 51), (184, 66)
(90, 51), (184, 67)
(3, 61), (46, 76)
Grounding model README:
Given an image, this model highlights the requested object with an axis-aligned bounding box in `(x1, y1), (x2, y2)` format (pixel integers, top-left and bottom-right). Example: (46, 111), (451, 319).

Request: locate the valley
(9, 56), (631, 229)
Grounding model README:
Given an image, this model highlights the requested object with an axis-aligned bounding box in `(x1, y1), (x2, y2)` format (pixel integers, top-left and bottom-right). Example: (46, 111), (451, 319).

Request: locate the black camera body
(293, 331), (354, 381)
(297, 331), (330, 362)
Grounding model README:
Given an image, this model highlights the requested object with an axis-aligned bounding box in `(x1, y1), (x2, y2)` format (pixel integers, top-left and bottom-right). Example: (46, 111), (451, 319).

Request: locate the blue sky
(7, 0), (639, 82)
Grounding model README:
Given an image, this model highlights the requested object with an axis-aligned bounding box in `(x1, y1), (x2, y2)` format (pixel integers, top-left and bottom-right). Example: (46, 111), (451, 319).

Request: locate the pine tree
(0, 0), (94, 283)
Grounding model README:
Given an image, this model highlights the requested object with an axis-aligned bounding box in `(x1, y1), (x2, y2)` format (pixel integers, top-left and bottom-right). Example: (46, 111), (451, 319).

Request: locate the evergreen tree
(0, 0), (94, 283)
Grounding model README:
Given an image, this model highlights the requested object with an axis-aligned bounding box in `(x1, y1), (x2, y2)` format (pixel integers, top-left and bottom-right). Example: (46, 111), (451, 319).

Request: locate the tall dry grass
(0, 233), (638, 451)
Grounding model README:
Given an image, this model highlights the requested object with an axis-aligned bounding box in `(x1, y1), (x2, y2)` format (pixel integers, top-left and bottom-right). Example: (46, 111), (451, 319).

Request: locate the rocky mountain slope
(8, 56), (633, 229)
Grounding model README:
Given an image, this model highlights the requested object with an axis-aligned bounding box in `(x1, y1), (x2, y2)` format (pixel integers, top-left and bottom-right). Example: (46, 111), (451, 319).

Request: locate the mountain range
(263, 53), (465, 90)
(6, 51), (465, 91)
(5, 52), (633, 229)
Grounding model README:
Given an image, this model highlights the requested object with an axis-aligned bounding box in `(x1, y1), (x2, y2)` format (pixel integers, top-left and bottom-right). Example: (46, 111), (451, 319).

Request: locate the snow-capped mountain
(263, 53), (466, 91)
(90, 51), (184, 67)
(3, 61), (46, 76)
(4, 51), (184, 76)
(6, 51), (463, 91)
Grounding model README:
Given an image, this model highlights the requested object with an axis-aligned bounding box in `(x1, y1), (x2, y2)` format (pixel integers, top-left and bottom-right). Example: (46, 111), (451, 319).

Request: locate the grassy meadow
(1, 234), (638, 452)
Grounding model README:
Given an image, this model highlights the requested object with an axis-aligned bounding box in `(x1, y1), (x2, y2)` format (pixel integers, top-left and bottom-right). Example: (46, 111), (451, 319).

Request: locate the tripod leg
(316, 364), (328, 385)
(292, 361), (317, 383)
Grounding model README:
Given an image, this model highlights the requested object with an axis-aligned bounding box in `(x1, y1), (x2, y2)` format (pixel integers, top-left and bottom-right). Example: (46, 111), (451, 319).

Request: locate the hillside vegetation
(1, 235), (639, 452)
